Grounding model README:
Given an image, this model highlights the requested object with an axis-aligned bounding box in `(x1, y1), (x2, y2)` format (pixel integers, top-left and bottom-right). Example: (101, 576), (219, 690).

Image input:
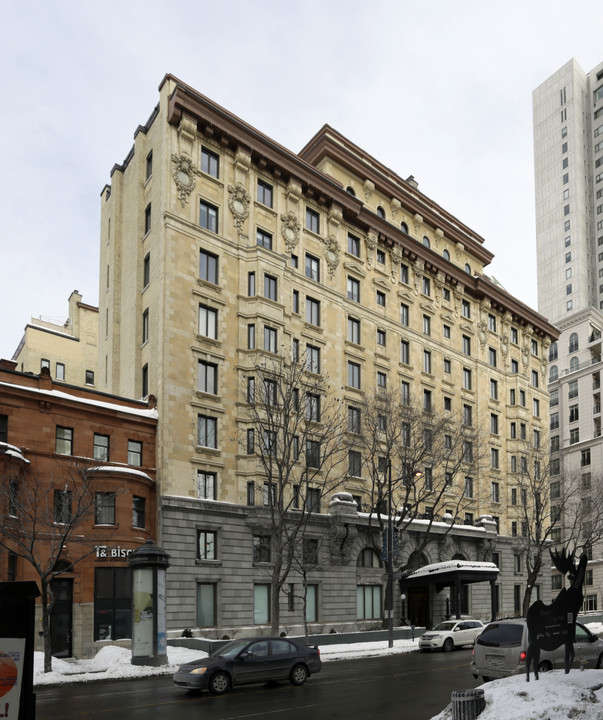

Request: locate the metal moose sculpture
(525, 548), (587, 681)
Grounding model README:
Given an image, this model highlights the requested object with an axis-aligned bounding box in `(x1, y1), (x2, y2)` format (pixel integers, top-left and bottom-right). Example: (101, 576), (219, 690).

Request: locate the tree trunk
(41, 579), (53, 673)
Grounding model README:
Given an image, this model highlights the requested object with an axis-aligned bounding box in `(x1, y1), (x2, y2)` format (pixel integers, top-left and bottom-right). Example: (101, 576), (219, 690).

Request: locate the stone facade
(99, 75), (558, 634)
(12, 290), (99, 389)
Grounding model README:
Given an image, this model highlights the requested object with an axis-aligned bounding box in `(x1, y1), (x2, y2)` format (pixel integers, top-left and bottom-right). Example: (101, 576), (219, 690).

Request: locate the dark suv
(471, 618), (603, 681)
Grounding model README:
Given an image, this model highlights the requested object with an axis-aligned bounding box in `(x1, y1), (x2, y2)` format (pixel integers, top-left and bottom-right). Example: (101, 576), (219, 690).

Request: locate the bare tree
(288, 536), (322, 643)
(241, 354), (349, 634)
(0, 458), (102, 672)
(353, 389), (488, 572)
(512, 441), (603, 615)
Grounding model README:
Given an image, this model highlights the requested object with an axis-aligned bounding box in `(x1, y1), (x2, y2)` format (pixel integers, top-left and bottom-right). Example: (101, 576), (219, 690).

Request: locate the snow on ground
(33, 622), (603, 719)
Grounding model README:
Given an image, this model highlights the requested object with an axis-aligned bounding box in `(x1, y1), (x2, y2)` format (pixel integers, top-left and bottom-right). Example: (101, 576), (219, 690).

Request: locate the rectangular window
(197, 471), (217, 499)
(305, 254), (320, 282)
(443, 324), (451, 339)
(400, 263), (409, 283)
(490, 379), (498, 399)
(264, 274), (277, 301)
(424, 389), (432, 413)
(490, 413), (499, 434)
(347, 277), (360, 302)
(199, 249), (218, 283)
(200, 201), (219, 233)
(377, 329), (386, 346)
(128, 440), (142, 466)
(462, 335), (471, 356)
(132, 496), (146, 528)
(142, 309), (149, 344)
(53, 489), (72, 524)
(247, 323), (256, 349)
(348, 406), (361, 433)
(444, 358), (451, 374)
(463, 404), (473, 426)
(488, 347), (497, 367)
(257, 179), (273, 207)
(253, 535), (271, 563)
(488, 314), (496, 332)
(376, 290), (386, 307)
(197, 415), (217, 448)
(491, 448), (499, 470)
(422, 277), (431, 296)
(197, 583), (216, 627)
(423, 350), (431, 373)
(401, 380), (410, 405)
(377, 371), (387, 388)
(197, 530), (217, 560)
(531, 370), (539, 387)
(511, 359), (519, 374)
(463, 367), (472, 390)
(55, 426), (73, 455)
(357, 584), (382, 620)
(201, 147), (219, 177)
(306, 208), (320, 233)
(401, 340), (410, 364)
(93, 434), (110, 462)
(264, 326), (277, 353)
(248, 272), (256, 296)
(198, 360), (218, 394)
(348, 361), (361, 388)
(348, 450), (361, 477)
(347, 232), (360, 257)
(257, 228), (273, 250)
(464, 476), (473, 498)
(306, 297), (320, 326)
(306, 440), (321, 468)
(86, 369), (95, 386)
(306, 345), (320, 374)
(94, 567), (132, 641)
(400, 303), (409, 326)
(492, 481), (500, 503)
(348, 317), (360, 343)
(199, 304), (218, 339)
(306, 393), (321, 422)
(254, 584), (270, 624)
(247, 480), (255, 505)
(533, 398), (540, 417)
(144, 203), (151, 234)
(462, 300), (471, 318)
(95, 492), (116, 525)
(376, 249), (385, 265)
(146, 150), (153, 180)
(143, 253), (150, 288)
(423, 315), (431, 336)
(55, 362), (65, 381)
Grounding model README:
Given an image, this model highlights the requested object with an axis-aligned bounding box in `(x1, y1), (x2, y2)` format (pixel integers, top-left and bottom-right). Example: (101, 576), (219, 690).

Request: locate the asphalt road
(36, 648), (481, 720)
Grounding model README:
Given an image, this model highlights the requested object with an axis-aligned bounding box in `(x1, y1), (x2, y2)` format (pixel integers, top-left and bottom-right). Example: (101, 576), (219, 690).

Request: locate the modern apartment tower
(534, 59), (603, 609)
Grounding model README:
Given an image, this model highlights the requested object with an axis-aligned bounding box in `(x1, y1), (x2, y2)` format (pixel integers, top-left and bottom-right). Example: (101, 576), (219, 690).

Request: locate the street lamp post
(387, 460), (394, 648)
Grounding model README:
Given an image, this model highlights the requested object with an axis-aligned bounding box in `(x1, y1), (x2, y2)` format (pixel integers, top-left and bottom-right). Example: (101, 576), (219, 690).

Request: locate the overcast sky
(1, 0), (602, 361)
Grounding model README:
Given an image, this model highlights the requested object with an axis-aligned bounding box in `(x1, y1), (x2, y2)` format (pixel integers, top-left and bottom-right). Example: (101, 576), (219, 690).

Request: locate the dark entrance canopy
(399, 560), (500, 621)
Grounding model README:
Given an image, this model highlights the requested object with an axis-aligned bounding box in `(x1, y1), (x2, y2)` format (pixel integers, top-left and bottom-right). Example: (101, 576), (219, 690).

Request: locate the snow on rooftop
(87, 465), (153, 481)
(403, 560), (499, 580)
(0, 381), (157, 419)
(0, 441), (30, 464)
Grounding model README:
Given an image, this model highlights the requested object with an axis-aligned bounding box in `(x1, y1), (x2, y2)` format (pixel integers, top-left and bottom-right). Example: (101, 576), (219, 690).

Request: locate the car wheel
(538, 661), (552, 673)
(208, 671), (230, 695)
(443, 638), (454, 653)
(597, 653), (603, 670)
(290, 663), (309, 686)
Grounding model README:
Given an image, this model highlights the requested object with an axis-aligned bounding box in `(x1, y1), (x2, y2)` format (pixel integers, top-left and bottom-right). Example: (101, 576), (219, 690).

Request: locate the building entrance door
(407, 585), (430, 628)
(50, 577), (73, 657)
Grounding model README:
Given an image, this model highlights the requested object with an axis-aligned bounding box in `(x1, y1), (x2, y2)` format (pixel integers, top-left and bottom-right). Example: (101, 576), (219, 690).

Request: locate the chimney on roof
(0, 359), (17, 371)
(405, 175), (419, 189)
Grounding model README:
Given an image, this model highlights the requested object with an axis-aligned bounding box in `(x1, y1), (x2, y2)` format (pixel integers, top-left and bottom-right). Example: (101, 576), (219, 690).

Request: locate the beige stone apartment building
(12, 290), (99, 388)
(99, 75), (558, 634)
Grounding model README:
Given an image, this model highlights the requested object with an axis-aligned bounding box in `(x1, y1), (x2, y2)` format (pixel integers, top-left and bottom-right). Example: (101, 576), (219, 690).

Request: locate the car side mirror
(239, 651), (250, 660)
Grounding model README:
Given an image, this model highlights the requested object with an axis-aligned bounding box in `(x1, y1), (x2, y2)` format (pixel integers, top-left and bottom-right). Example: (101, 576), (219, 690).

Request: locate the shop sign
(96, 545), (134, 559)
(0, 638), (25, 719)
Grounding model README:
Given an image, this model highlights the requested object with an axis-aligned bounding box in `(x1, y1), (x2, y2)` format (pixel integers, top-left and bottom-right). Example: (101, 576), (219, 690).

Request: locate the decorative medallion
(500, 334), (509, 358)
(280, 211), (301, 252)
(478, 321), (488, 350)
(323, 234), (341, 278)
(227, 182), (251, 230)
(171, 154), (201, 206)
(365, 231), (378, 251)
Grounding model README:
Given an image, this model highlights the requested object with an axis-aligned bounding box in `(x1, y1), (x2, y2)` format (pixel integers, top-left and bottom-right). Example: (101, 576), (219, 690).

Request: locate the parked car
(471, 618), (603, 681)
(419, 619), (485, 652)
(173, 636), (322, 695)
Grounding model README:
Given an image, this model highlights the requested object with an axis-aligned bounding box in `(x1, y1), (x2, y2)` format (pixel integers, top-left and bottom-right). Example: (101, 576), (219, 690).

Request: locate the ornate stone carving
(365, 231), (378, 251)
(413, 213), (423, 235)
(323, 234), (341, 278)
(434, 228), (444, 246)
(413, 260), (424, 295)
(227, 182), (251, 230)
(234, 148), (251, 172)
(453, 286), (465, 317)
(500, 334), (510, 359)
(433, 273), (443, 306)
(478, 320), (488, 350)
(455, 241), (465, 258)
(177, 116), (197, 158)
(286, 179), (302, 202)
(328, 206), (343, 226)
(171, 153), (201, 206)
(329, 521), (358, 564)
(280, 210), (301, 252)
(363, 179), (375, 201)
(390, 246), (402, 265)
(390, 198), (401, 217)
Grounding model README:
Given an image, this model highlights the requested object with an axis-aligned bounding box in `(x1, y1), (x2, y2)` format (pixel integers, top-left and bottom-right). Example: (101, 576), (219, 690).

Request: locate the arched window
(549, 341), (558, 361)
(407, 551), (429, 570)
(346, 186), (356, 197)
(400, 221), (409, 234)
(549, 365), (558, 382)
(570, 356), (579, 372)
(569, 332), (579, 353)
(464, 263), (472, 274)
(422, 236), (430, 248)
(443, 249), (450, 261)
(376, 206), (385, 219)
(357, 548), (382, 568)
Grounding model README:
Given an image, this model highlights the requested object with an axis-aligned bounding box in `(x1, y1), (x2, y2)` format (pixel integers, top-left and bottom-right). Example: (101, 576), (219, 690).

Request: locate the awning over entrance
(399, 561), (500, 621)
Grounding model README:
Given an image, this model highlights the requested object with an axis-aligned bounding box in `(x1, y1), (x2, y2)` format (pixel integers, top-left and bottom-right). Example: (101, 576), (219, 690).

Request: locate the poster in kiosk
(129, 539), (170, 666)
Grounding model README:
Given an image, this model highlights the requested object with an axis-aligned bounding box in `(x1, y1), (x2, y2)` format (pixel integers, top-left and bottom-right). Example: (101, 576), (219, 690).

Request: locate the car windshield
(432, 622), (457, 632)
(211, 639), (250, 659)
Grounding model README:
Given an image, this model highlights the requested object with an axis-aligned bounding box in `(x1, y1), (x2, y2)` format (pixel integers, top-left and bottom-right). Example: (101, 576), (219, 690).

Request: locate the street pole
(387, 459), (394, 648)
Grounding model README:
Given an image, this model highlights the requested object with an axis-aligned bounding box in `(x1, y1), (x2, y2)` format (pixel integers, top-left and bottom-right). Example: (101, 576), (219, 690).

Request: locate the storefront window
(94, 567), (132, 641)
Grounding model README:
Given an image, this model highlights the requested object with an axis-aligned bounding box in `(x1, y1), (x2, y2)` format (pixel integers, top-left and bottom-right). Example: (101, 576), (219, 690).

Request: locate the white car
(419, 619), (485, 652)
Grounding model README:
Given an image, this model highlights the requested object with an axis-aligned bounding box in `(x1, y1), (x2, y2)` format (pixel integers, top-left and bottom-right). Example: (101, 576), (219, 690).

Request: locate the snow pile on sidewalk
(433, 671), (603, 720)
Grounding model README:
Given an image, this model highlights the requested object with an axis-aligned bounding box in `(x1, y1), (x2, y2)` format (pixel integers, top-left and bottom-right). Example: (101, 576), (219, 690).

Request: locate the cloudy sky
(1, 0), (602, 360)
